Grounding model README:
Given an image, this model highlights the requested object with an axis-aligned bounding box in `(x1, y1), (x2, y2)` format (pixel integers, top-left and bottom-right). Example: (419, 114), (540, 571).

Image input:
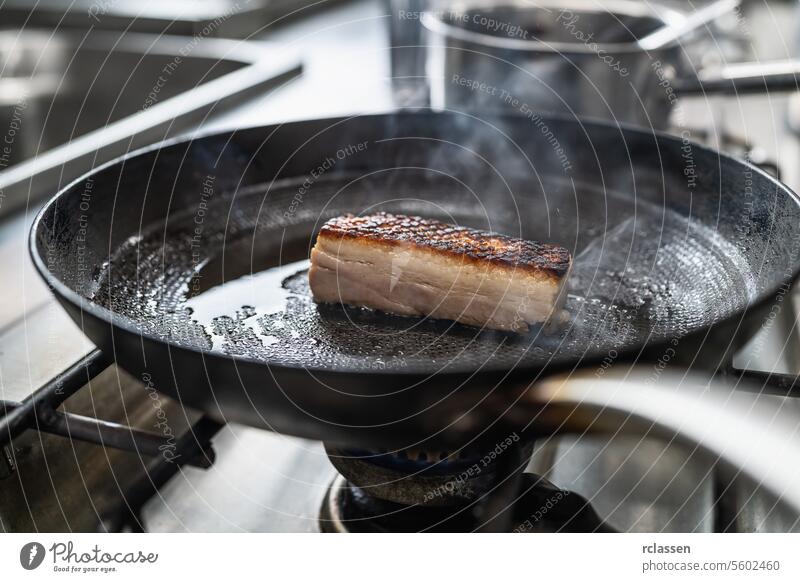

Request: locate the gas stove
(3, 0), (800, 534)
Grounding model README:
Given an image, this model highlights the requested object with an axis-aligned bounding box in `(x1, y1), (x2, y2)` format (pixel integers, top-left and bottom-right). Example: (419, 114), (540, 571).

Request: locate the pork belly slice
(308, 213), (572, 333)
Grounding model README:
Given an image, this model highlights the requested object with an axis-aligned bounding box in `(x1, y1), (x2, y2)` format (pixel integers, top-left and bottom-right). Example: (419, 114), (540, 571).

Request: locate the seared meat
(309, 213), (571, 332)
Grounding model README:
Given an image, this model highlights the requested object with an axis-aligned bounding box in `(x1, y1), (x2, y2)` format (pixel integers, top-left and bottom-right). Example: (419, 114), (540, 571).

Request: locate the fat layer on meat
(309, 213), (572, 333)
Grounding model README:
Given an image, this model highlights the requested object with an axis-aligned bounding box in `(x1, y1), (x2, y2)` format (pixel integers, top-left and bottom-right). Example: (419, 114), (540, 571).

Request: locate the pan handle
(523, 367), (800, 516)
(731, 368), (800, 397)
(674, 60), (800, 95)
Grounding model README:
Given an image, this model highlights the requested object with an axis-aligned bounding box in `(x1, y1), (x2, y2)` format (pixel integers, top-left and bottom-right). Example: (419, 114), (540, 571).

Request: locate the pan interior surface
(90, 168), (756, 375)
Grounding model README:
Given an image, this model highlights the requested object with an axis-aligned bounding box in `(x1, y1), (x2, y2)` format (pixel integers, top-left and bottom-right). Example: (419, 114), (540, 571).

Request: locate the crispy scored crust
(317, 212), (571, 281)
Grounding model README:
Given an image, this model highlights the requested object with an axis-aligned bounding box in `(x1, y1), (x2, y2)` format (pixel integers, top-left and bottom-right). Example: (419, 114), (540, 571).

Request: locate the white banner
(1, 533), (798, 581)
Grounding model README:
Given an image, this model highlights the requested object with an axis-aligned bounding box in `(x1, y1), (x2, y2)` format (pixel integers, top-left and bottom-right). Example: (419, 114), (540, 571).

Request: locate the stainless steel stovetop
(3, 0), (800, 533)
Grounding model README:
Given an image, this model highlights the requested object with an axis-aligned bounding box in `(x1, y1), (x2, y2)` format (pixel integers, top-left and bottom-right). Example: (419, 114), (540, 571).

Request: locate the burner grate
(0, 349), (224, 532)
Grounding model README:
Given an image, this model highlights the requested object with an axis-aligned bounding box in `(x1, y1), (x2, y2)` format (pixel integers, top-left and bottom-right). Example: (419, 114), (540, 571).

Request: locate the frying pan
(30, 110), (800, 450)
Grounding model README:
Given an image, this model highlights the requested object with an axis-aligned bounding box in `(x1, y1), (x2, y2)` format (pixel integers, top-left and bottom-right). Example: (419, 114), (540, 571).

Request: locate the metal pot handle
(637, 0), (740, 51)
(732, 368), (800, 397)
(675, 60), (800, 95)
(522, 367), (800, 515)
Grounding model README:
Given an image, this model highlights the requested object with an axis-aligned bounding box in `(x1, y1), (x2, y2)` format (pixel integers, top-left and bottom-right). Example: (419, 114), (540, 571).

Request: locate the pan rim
(28, 108), (800, 380)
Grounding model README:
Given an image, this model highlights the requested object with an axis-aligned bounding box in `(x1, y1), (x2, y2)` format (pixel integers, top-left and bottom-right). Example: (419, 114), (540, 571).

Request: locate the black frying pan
(30, 111), (800, 449)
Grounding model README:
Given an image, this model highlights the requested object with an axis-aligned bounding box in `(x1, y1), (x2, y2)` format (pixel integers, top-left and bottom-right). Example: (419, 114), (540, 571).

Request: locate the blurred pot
(422, 0), (738, 128)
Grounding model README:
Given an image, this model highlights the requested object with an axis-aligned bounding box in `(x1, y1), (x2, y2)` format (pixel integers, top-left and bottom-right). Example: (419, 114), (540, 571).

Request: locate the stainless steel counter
(3, 0), (800, 533)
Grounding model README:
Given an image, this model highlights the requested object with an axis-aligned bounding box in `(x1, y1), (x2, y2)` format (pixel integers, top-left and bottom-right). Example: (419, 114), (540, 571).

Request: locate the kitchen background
(1, 0), (800, 532)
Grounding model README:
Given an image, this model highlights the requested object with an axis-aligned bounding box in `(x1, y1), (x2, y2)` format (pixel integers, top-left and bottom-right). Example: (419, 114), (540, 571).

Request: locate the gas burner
(320, 443), (615, 533)
(324, 442), (534, 507)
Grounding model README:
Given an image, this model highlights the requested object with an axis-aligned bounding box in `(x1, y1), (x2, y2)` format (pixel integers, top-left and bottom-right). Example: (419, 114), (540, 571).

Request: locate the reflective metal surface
(0, 0), (331, 39)
(422, 0), (690, 127)
(0, 28), (301, 216)
(532, 368), (800, 521)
